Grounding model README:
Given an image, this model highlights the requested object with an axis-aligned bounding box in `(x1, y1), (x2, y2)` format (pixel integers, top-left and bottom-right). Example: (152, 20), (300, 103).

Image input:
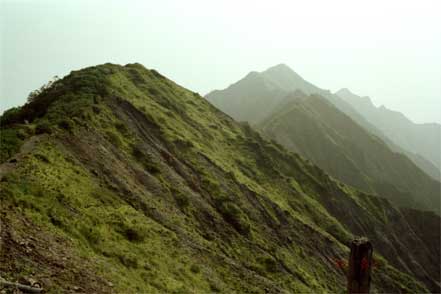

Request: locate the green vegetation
(215, 197), (251, 236)
(0, 63), (437, 293)
(0, 128), (24, 162)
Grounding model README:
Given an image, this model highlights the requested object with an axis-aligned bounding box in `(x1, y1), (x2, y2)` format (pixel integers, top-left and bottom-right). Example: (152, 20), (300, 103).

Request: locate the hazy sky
(2, 0), (441, 123)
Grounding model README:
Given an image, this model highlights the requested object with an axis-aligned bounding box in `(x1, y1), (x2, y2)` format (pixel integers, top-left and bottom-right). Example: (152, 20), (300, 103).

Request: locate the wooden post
(347, 237), (373, 294)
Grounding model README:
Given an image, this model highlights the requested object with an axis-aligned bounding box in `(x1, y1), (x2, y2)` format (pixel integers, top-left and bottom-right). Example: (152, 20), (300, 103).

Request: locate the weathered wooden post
(347, 237), (373, 293)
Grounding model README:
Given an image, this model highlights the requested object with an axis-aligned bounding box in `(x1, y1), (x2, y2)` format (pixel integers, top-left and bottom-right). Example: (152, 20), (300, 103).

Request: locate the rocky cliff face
(1, 63), (439, 292)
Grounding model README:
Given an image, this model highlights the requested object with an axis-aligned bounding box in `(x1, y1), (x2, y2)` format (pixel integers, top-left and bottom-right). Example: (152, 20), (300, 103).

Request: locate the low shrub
(106, 130), (122, 147)
(118, 252), (139, 269)
(123, 225), (146, 242)
(0, 129), (23, 162)
(190, 264), (201, 274)
(175, 191), (190, 209)
(216, 198), (251, 235)
(58, 118), (74, 131)
(0, 107), (22, 126)
(92, 105), (101, 114)
(148, 87), (160, 96)
(261, 257), (279, 273)
(34, 153), (50, 163)
(48, 207), (65, 227)
(201, 176), (220, 195)
(150, 69), (165, 79)
(115, 122), (128, 135)
(35, 121), (52, 134)
(79, 224), (101, 245)
(132, 145), (160, 174)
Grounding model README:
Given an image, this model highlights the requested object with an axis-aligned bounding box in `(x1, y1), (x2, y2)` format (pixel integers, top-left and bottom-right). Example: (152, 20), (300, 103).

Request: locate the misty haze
(1, 1), (440, 293)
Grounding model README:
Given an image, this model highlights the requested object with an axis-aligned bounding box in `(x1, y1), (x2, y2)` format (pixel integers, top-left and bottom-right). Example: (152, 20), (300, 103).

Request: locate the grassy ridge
(0, 63), (436, 293)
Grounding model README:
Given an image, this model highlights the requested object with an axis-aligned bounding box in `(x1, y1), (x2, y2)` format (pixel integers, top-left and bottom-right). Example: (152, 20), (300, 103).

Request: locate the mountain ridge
(0, 63), (439, 292)
(207, 63), (441, 181)
(335, 87), (441, 173)
(206, 65), (439, 211)
(257, 92), (440, 213)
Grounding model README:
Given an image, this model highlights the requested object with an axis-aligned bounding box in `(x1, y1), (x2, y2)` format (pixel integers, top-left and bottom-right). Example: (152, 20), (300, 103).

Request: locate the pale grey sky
(1, 0), (441, 123)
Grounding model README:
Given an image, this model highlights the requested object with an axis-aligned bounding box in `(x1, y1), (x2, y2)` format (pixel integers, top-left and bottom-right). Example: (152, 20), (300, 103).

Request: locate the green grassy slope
(1, 63), (439, 293)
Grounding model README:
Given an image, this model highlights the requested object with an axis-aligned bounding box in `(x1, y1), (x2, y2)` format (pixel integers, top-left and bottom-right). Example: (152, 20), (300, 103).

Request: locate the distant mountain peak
(262, 63), (303, 80)
(336, 88), (374, 107)
(336, 88), (363, 98)
(244, 70), (259, 78)
(264, 63), (293, 72)
(336, 88), (354, 96)
(256, 63), (316, 94)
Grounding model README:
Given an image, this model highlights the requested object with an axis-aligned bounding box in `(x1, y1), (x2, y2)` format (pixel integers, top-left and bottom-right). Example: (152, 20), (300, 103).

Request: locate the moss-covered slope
(1, 63), (439, 293)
